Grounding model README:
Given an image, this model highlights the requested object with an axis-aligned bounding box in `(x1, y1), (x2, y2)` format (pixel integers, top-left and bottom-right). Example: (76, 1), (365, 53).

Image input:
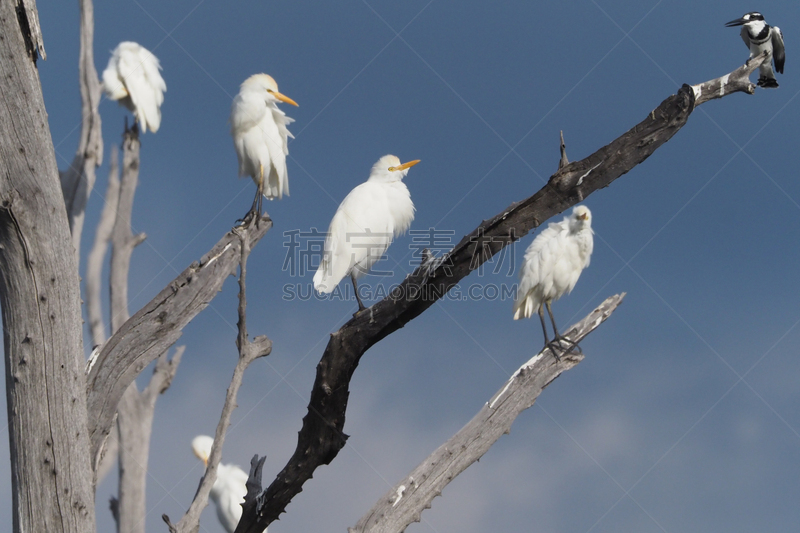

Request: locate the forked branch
(86, 213), (273, 470)
(166, 223), (272, 533)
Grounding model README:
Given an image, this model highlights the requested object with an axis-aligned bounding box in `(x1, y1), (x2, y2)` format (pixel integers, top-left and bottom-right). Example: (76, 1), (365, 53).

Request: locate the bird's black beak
(725, 17), (746, 27)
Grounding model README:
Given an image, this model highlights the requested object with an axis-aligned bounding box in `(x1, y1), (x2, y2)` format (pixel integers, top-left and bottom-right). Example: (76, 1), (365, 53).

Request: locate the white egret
(230, 73), (298, 218)
(101, 42), (166, 133)
(513, 205), (594, 354)
(191, 435), (264, 533)
(313, 155), (419, 311)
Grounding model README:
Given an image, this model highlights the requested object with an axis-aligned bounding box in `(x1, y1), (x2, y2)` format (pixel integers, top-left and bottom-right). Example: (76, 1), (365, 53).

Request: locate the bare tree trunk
(0, 2), (95, 531)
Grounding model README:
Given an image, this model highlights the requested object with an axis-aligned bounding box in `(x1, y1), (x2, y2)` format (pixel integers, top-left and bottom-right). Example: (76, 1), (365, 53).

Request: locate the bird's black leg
(238, 166), (264, 227)
(538, 306), (559, 361)
(351, 273), (366, 314)
(546, 301), (581, 356)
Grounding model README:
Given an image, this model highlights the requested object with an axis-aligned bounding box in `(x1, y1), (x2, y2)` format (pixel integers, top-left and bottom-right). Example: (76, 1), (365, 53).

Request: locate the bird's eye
(388, 166), (396, 171)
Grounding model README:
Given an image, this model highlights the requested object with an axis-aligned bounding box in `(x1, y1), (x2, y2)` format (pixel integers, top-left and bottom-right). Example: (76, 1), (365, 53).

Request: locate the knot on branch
(242, 335), (272, 362)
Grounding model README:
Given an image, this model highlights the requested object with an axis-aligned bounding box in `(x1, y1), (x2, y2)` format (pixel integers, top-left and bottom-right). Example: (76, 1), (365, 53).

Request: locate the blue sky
(3, 1), (800, 532)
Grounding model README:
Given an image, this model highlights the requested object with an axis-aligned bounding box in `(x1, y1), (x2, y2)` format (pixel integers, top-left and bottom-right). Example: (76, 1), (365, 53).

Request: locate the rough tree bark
(0, 2), (96, 531)
(350, 294), (624, 533)
(233, 55), (770, 533)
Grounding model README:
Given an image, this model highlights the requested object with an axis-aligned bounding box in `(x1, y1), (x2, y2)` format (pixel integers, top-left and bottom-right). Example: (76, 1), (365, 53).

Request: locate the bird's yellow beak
(391, 159), (421, 171)
(192, 449), (209, 467)
(578, 213), (588, 220)
(271, 90), (299, 107)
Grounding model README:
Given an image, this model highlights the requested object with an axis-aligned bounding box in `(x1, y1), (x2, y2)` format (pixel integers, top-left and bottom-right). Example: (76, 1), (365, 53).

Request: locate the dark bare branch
(350, 294), (624, 533)
(558, 130), (568, 169)
(243, 455), (267, 505)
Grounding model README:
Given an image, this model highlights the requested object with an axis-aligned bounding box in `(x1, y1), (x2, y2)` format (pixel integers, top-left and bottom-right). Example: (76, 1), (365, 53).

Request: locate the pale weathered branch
(116, 347), (184, 533)
(167, 225), (272, 533)
(0, 2), (95, 530)
(86, 147), (119, 347)
(87, 213), (273, 467)
(236, 61), (772, 532)
(690, 51), (769, 107)
(110, 128), (146, 332)
(60, 0), (103, 262)
(350, 294), (624, 533)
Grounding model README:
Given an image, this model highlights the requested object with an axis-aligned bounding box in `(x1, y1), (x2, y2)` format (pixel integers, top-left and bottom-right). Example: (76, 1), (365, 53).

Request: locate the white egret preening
(191, 435), (264, 533)
(101, 42), (166, 133)
(513, 205), (594, 354)
(231, 73), (298, 218)
(313, 155), (419, 311)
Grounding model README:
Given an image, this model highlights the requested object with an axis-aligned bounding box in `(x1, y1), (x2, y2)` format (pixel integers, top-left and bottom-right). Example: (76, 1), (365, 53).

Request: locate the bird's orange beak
(272, 91), (299, 107)
(578, 213), (588, 220)
(393, 159), (421, 171)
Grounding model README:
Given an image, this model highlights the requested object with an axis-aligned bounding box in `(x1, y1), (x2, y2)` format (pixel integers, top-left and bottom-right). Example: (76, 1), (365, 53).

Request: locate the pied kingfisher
(725, 12), (785, 88)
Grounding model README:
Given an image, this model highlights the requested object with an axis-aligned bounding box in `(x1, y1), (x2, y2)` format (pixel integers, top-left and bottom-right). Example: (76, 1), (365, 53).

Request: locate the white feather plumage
(513, 206), (593, 321)
(191, 435), (266, 533)
(313, 155), (418, 297)
(102, 42), (166, 133)
(230, 74), (297, 201)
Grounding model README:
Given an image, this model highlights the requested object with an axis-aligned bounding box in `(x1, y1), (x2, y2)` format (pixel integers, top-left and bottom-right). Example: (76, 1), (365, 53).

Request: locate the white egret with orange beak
(191, 435), (265, 533)
(313, 155), (419, 311)
(230, 73), (298, 218)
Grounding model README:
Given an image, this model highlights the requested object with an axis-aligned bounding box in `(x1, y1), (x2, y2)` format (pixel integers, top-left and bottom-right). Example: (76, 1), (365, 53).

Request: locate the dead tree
(0, 0), (774, 531)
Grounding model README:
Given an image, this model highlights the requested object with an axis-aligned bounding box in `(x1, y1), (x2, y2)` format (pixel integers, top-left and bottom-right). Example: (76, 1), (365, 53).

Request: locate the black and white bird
(725, 12), (785, 88)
